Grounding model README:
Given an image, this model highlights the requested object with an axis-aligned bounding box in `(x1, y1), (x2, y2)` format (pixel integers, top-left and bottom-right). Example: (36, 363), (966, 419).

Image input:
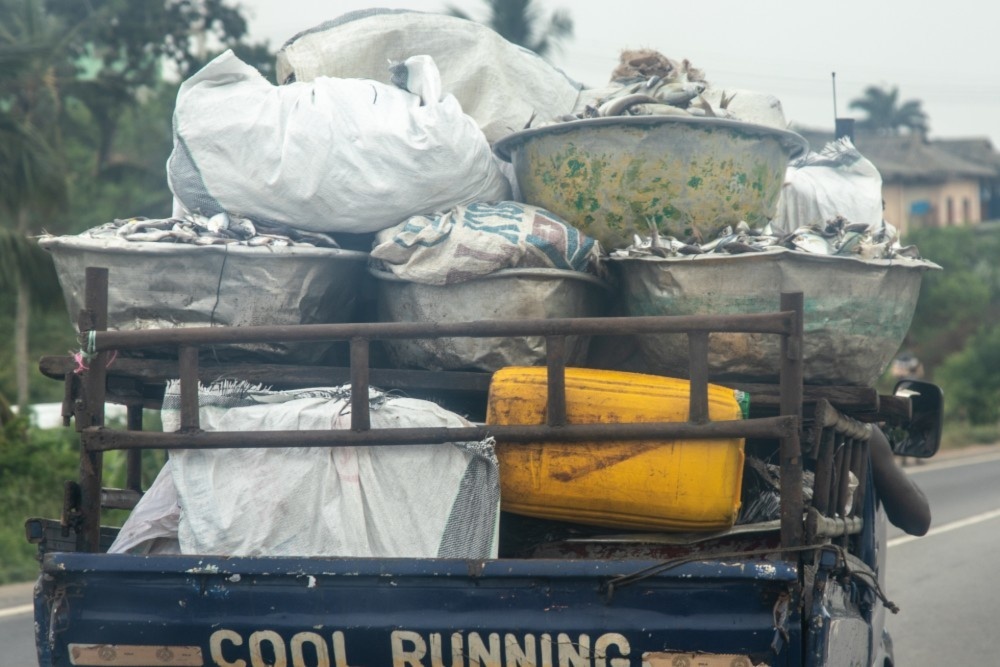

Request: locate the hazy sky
(239, 0), (1000, 148)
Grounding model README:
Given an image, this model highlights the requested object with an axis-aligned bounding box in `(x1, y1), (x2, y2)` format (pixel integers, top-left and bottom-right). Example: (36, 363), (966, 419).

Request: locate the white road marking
(904, 448), (1000, 475)
(888, 507), (1000, 548)
(0, 603), (33, 619)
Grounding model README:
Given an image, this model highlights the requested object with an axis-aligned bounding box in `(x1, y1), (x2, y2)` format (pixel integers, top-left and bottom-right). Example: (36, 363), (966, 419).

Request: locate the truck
(25, 261), (943, 667)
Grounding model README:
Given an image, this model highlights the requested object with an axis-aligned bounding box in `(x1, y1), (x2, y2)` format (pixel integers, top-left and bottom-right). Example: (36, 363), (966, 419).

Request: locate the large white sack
(275, 9), (583, 143)
(154, 382), (499, 559)
(167, 50), (511, 234)
(771, 137), (884, 235)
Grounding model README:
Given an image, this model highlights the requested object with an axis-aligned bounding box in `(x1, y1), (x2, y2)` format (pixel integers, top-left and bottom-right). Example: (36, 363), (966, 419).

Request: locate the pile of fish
(613, 217), (924, 261)
(554, 49), (733, 122)
(76, 212), (342, 248)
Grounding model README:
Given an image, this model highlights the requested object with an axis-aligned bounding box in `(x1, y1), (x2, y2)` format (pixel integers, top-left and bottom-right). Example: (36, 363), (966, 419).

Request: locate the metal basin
(372, 268), (612, 372)
(39, 235), (370, 363)
(494, 116), (808, 250)
(610, 249), (940, 387)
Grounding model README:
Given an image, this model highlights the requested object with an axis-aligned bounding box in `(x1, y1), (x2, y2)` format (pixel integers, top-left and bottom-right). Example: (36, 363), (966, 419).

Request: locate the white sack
(115, 382), (500, 558)
(771, 137), (883, 235)
(275, 10), (583, 143)
(108, 464), (181, 555)
(370, 201), (605, 285)
(167, 50), (511, 234)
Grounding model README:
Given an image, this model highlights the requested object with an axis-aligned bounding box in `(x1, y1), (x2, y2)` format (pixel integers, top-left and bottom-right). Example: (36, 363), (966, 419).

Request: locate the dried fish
(72, 212), (343, 250)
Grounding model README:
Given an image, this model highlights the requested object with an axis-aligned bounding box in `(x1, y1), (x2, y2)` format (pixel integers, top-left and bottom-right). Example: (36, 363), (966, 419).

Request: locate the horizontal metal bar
(101, 488), (142, 510)
(80, 416), (799, 452)
(813, 399), (873, 441)
(91, 313), (795, 351)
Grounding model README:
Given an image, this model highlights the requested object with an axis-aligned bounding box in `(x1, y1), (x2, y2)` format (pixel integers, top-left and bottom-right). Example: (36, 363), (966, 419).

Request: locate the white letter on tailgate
(250, 630), (287, 667)
(392, 631), (428, 667)
(211, 629), (247, 667)
(291, 632), (330, 667)
(594, 634), (630, 667)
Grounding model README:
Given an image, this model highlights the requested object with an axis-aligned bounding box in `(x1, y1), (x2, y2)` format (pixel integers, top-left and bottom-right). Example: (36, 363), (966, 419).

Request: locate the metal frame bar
(807, 399), (874, 541)
(73, 267), (807, 552)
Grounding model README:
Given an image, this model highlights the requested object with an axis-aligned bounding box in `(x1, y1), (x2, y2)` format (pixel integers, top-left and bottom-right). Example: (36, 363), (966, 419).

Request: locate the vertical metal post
(829, 434), (845, 514)
(812, 426), (835, 517)
(852, 437), (870, 519)
(837, 438), (855, 519)
(77, 267), (108, 553)
(779, 292), (804, 550)
(126, 404), (143, 492)
(849, 435), (871, 553)
(350, 337), (371, 432)
(837, 437), (857, 546)
(178, 346), (200, 431)
(545, 336), (567, 427)
(687, 332), (709, 423)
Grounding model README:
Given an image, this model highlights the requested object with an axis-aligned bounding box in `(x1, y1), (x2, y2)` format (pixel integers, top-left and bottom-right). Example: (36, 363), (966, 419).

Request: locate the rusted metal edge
(813, 399), (873, 441)
(90, 312), (796, 350)
(806, 509), (863, 538)
(79, 416), (799, 452)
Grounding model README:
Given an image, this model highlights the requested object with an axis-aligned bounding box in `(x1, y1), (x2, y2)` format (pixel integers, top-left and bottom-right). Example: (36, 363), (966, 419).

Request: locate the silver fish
(125, 229), (174, 243)
(207, 212), (230, 234)
(787, 230), (831, 255)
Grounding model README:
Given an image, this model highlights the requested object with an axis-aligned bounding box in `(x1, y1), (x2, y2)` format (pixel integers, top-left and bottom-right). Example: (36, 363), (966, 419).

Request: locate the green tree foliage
(904, 226), (1000, 369)
(0, 408), (164, 583)
(936, 326), (1000, 424)
(902, 225), (1000, 425)
(849, 84), (929, 136)
(1, 0), (271, 408)
(447, 0), (573, 57)
(0, 410), (78, 583)
(0, 0), (73, 408)
(0, 0), (271, 581)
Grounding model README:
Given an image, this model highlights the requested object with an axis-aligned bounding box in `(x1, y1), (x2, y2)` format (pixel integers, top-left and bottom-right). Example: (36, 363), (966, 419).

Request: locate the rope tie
(72, 330), (116, 374)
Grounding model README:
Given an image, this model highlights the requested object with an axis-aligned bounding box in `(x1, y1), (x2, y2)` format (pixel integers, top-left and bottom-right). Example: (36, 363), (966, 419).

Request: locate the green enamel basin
(495, 116), (808, 250)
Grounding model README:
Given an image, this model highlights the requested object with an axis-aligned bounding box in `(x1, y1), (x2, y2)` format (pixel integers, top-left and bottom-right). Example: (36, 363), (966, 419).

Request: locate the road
(884, 447), (1000, 665)
(3, 447), (999, 666)
(0, 581), (35, 667)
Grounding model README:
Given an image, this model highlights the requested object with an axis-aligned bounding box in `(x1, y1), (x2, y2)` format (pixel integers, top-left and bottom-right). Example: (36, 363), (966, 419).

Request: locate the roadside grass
(1, 414), (165, 585)
(941, 420), (1000, 451)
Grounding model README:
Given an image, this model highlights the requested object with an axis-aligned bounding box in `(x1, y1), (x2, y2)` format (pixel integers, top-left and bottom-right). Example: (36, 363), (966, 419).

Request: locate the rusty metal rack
(51, 266), (867, 558)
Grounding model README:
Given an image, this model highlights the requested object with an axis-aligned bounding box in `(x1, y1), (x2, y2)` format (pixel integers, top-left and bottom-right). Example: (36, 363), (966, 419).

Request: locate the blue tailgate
(36, 552), (800, 667)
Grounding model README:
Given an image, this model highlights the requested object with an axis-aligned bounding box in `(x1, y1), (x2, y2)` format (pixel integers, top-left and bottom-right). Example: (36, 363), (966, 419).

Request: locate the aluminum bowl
(371, 267), (612, 372)
(39, 235), (370, 363)
(609, 249), (940, 387)
(494, 116), (808, 250)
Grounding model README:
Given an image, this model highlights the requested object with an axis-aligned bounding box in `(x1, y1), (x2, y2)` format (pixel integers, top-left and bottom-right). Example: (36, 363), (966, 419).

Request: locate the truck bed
(28, 269), (889, 667)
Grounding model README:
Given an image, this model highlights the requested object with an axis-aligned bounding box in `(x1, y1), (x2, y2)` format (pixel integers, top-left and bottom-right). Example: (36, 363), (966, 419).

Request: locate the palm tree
(849, 85), (929, 136)
(0, 0), (70, 409)
(447, 0), (573, 57)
